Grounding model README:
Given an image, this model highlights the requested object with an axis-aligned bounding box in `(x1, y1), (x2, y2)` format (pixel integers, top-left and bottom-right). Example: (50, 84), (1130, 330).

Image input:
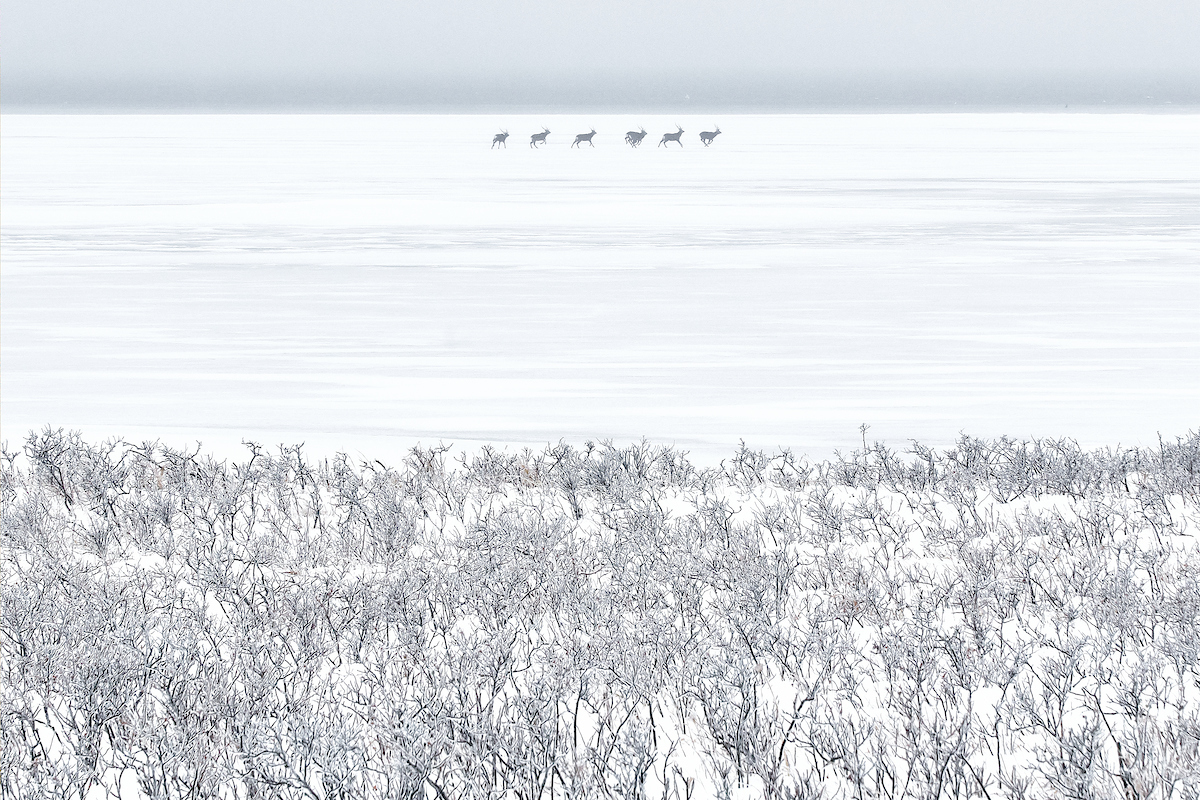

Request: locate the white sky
(5, 1), (1200, 107)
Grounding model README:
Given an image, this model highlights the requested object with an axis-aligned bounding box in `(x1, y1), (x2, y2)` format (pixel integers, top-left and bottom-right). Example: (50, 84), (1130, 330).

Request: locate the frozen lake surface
(2, 113), (1197, 463)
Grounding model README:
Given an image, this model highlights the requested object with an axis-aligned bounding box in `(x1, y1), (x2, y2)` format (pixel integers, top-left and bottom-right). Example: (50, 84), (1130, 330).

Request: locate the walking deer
(659, 125), (684, 147)
(492, 130), (509, 148)
(530, 128), (551, 148)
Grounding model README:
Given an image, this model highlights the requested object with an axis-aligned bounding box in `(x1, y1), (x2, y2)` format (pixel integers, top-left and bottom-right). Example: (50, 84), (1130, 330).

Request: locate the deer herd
(491, 125), (721, 149)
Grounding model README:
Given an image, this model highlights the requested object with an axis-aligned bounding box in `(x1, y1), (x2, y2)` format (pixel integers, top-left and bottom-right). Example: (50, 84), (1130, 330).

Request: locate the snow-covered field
(2, 113), (1198, 462)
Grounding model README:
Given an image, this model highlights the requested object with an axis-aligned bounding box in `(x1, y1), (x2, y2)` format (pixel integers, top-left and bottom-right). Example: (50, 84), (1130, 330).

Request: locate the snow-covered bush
(3, 429), (1198, 799)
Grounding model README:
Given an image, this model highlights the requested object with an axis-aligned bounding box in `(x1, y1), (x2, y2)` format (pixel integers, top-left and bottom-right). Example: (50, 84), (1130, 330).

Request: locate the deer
(572, 129), (597, 148)
(491, 130), (509, 148)
(625, 127), (648, 147)
(699, 126), (721, 146)
(530, 128), (551, 148)
(659, 125), (684, 147)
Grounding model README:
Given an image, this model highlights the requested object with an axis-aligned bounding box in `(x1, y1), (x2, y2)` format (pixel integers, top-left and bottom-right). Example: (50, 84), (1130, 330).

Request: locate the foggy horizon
(7, 74), (1199, 113)
(5, 0), (1199, 111)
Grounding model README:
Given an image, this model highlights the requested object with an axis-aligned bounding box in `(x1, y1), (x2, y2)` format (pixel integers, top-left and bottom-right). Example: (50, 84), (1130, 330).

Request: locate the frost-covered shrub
(2, 428), (1198, 799)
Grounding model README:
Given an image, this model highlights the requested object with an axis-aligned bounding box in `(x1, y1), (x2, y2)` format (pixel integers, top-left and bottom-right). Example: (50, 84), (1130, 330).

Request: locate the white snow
(2, 113), (1197, 463)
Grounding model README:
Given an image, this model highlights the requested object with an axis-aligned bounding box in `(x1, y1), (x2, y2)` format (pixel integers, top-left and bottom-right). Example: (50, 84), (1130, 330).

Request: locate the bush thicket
(2, 429), (1199, 799)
